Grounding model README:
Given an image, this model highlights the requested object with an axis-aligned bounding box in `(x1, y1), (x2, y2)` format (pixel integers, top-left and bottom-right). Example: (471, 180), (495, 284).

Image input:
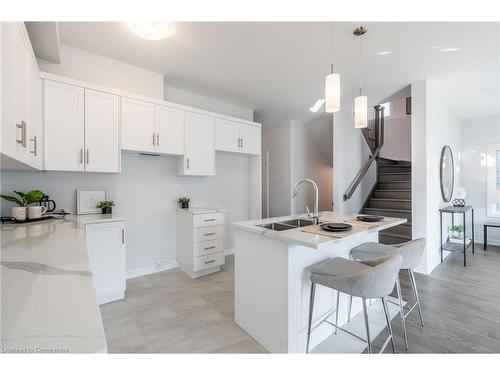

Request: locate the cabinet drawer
(193, 225), (225, 242)
(193, 252), (225, 272)
(193, 239), (224, 257)
(193, 212), (225, 228)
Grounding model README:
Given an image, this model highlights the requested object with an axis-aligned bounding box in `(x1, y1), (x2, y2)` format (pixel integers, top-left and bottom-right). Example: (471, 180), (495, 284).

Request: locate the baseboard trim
(126, 261), (178, 280)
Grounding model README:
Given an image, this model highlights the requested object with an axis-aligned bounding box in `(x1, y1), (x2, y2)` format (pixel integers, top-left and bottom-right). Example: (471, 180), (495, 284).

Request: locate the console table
(439, 205), (475, 267)
(484, 222), (500, 250)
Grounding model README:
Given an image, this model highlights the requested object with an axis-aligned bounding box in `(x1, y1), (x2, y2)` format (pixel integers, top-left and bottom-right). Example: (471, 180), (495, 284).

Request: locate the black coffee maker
(38, 195), (56, 212)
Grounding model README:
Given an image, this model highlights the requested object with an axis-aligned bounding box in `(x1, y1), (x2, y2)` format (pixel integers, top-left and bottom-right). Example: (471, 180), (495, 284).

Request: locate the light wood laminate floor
(101, 245), (500, 353)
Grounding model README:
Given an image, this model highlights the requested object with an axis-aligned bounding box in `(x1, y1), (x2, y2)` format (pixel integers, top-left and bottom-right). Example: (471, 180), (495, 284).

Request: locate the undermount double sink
(257, 218), (320, 231)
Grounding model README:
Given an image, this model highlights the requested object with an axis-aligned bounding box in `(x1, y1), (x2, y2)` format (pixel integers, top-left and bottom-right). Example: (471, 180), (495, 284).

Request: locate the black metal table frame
(439, 207), (475, 267)
(484, 223), (500, 250)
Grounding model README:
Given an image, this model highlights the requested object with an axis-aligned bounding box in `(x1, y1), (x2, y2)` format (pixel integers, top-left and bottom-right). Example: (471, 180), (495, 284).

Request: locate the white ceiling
(57, 22), (499, 123)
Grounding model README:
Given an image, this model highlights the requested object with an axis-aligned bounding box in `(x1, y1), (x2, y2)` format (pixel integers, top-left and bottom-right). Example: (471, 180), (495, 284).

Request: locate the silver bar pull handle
(241, 138), (243, 149)
(16, 121), (27, 147)
(80, 149), (84, 164)
(30, 136), (37, 156)
(204, 260), (216, 265)
(122, 229), (125, 244)
(204, 232), (216, 236)
(157, 133), (160, 147)
(186, 157), (190, 169)
(153, 133), (156, 146)
(204, 218), (216, 222)
(86, 149), (90, 164)
(204, 246), (216, 250)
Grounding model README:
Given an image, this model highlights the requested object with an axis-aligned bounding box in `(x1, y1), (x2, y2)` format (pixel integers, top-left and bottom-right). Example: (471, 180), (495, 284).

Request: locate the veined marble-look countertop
(231, 211), (407, 249)
(0, 214), (125, 353)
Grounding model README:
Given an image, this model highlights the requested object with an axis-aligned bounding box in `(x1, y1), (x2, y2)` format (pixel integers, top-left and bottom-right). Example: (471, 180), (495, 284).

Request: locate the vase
(181, 202), (189, 209)
(12, 206), (27, 221)
(102, 207), (112, 214)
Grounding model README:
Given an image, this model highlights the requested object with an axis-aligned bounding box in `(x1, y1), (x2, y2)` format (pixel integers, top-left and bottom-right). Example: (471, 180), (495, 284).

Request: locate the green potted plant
(449, 224), (464, 240)
(96, 200), (115, 214)
(177, 196), (190, 209)
(0, 190), (44, 221)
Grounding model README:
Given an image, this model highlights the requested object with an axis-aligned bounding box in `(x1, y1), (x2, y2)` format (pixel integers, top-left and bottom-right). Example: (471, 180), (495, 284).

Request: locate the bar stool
(348, 239), (426, 350)
(306, 254), (402, 354)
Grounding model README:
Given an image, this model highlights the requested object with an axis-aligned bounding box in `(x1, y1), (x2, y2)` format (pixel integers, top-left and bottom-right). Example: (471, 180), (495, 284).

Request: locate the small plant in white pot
(1, 190), (44, 221)
(96, 200), (115, 214)
(450, 225), (464, 240)
(177, 196), (190, 209)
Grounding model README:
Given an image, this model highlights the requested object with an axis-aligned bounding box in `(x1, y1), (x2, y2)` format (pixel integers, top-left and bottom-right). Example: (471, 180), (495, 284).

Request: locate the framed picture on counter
(77, 188), (108, 215)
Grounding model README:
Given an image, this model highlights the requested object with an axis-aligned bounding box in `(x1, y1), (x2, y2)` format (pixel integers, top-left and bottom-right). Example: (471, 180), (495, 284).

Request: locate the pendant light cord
(359, 31), (362, 96)
(331, 22), (334, 74)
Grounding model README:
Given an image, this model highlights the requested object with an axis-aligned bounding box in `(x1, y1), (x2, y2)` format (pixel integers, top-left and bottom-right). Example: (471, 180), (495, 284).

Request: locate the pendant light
(353, 26), (368, 128)
(325, 23), (340, 113)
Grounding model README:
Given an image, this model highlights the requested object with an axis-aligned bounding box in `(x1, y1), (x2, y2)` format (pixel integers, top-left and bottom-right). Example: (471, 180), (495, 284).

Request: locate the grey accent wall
(1, 153), (251, 273)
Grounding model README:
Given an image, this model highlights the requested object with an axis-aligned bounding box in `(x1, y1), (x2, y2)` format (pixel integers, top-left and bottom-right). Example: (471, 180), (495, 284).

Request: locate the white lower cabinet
(176, 209), (225, 278)
(85, 221), (126, 305)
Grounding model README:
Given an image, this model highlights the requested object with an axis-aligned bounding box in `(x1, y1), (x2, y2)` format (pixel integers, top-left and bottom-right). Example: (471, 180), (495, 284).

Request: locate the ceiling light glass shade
(325, 73), (340, 113)
(127, 22), (174, 40)
(354, 95), (368, 128)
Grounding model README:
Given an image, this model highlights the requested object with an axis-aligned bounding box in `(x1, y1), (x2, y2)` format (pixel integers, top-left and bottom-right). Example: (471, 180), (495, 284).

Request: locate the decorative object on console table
(452, 187), (466, 207)
(96, 200), (114, 214)
(439, 205), (475, 267)
(1, 190), (44, 221)
(77, 188), (107, 215)
(177, 196), (190, 209)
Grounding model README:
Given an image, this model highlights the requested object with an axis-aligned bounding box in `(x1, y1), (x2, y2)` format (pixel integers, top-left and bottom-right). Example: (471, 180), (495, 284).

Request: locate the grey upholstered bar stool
(348, 239), (426, 350)
(306, 254), (402, 354)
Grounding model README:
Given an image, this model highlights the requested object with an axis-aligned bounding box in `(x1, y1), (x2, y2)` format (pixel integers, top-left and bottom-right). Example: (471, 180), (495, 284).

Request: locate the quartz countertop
(0, 214), (125, 353)
(231, 211), (407, 249)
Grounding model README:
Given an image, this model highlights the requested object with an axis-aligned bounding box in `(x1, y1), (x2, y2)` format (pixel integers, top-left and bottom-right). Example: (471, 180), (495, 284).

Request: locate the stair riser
(363, 208), (412, 221)
(368, 199), (411, 210)
(379, 165), (411, 174)
(379, 234), (409, 245)
(382, 224), (412, 237)
(378, 181), (411, 190)
(379, 173), (411, 182)
(373, 190), (411, 199)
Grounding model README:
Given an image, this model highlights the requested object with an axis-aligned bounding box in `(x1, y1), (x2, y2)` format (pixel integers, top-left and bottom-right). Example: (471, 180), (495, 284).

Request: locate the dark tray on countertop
(320, 222), (353, 232)
(1, 210), (69, 224)
(356, 215), (384, 223)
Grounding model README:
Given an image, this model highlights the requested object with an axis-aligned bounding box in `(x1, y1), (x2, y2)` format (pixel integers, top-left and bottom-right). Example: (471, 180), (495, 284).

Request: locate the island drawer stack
(176, 208), (226, 278)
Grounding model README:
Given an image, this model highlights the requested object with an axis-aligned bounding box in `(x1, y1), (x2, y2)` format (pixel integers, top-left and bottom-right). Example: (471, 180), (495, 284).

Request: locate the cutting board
(301, 222), (372, 239)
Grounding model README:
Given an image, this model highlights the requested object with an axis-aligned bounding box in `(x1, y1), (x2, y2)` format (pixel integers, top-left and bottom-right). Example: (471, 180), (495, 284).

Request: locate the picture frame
(77, 188), (108, 215)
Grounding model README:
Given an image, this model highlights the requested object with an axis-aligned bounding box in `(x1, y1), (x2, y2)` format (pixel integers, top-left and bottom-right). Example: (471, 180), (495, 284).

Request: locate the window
(487, 143), (500, 217)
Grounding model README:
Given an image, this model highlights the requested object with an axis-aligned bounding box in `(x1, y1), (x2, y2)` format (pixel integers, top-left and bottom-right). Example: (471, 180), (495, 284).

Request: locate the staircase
(362, 157), (412, 244)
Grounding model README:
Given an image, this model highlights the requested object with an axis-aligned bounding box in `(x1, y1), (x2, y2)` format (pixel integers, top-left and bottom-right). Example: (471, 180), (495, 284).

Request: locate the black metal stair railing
(343, 105), (385, 201)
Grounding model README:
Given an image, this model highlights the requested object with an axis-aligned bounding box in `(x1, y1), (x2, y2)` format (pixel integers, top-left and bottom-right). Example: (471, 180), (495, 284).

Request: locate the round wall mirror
(440, 145), (454, 202)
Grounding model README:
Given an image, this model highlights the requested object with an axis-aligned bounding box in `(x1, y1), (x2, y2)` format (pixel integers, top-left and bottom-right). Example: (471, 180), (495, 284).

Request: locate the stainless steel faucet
(292, 179), (320, 224)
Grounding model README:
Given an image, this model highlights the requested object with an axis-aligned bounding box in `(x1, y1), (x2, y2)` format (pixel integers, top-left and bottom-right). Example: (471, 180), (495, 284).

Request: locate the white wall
(1, 153), (251, 274)
(333, 106), (376, 214)
(38, 44), (164, 99)
(461, 114), (500, 245)
(164, 84), (253, 121)
(412, 79), (462, 274)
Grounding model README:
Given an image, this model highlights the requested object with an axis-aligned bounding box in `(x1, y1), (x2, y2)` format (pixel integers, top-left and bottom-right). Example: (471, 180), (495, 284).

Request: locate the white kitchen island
(231, 211), (406, 353)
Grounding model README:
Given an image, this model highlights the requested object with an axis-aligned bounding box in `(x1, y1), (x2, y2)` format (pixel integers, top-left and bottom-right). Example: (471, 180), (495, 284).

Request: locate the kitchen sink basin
(256, 218), (322, 231)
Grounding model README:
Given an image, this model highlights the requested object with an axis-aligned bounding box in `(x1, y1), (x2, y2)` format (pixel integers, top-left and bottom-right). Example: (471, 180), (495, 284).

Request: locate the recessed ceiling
(57, 22), (499, 123)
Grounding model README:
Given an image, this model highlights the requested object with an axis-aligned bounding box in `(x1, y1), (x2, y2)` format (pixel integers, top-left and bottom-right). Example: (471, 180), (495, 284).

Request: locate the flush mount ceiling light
(127, 22), (174, 40)
(309, 98), (325, 113)
(439, 47), (460, 52)
(353, 26), (368, 129)
(376, 50), (394, 55)
(325, 23), (340, 113)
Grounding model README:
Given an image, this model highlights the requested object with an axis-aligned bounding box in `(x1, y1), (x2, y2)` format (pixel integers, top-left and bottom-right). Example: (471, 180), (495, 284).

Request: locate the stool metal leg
(408, 269), (424, 327)
(334, 291), (340, 334)
(362, 298), (372, 354)
(306, 282), (316, 353)
(395, 275), (409, 350)
(347, 295), (353, 322)
(382, 297), (397, 354)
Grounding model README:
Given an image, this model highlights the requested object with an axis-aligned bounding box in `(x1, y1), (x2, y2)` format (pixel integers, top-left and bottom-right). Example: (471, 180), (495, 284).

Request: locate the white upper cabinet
(1, 22), (42, 169)
(155, 105), (184, 155)
(121, 97), (155, 153)
(44, 80), (85, 171)
(180, 112), (215, 176)
(215, 119), (261, 156)
(239, 123), (261, 155)
(84, 89), (120, 172)
(215, 119), (240, 153)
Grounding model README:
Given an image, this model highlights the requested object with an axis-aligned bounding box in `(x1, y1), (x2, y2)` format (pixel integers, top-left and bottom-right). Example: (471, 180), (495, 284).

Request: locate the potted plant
(96, 200), (115, 214)
(0, 190), (44, 221)
(177, 196), (190, 209)
(449, 224), (464, 240)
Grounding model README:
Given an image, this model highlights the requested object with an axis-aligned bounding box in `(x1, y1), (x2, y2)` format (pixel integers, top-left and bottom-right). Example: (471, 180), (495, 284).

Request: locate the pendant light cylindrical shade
(325, 73), (340, 113)
(354, 95), (368, 128)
